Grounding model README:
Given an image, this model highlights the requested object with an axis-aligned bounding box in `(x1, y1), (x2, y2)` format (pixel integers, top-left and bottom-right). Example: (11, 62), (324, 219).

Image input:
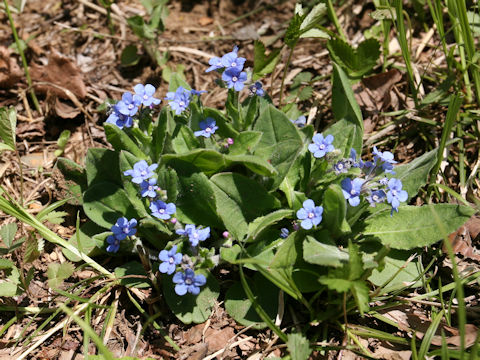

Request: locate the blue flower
(206, 56), (224, 73)
(348, 148), (360, 168)
(341, 178), (365, 206)
(290, 115), (306, 128)
(124, 160), (158, 184)
(280, 228), (290, 239)
(373, 146), (397, 173)
(159, 245), (182, 275)
(221, 46), (246, 72)
(366, 189), (387, 207)
(194, 118), (218, 138)
(106, 236), (121, 253)
(165, 86), (191, 115)
(308, 134), (334, 158)
(117, 92), (141, 117)
(176, 224), (210, 246)
(105, 103), (133, 129)
(133, 84), (161, 107)
(150, 200), (176, 220)
(140, 178), (159, 198)
(173, 268), (207, 296)
(386, 178), (408, 214)
(334, 160), (349, 174)
(296, 199), (323, 230)
(190, 89), (207, 96)
(222, 68), (247, 91)
(249, 81), (265, 97)
(111, 217), (137, 241)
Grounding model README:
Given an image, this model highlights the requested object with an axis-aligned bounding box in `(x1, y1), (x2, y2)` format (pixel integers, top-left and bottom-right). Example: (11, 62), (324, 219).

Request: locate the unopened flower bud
(222, 231), (229, 238)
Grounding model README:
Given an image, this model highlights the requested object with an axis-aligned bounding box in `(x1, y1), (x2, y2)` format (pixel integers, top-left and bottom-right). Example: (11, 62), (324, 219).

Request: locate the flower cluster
(165, 86), (206, 115)
(206, 46), (251, 92)
(106, 84), (161, 129)
(106, 217), (137, 253)
(338, 146), (407, 215)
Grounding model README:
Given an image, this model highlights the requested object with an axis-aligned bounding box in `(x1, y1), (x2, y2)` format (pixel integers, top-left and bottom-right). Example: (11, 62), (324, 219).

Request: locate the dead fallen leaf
(54, 98), (81, 119)
(31, 51), (87, 100)
(198, 16), (213, 26)
(0, 46), (23, 89)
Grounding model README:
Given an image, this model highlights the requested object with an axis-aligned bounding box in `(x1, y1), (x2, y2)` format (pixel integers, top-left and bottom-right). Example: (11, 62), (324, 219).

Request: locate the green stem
(3, 0), (41, 114)
(279, 45), (295, 107)
(326, 0), (347, 42)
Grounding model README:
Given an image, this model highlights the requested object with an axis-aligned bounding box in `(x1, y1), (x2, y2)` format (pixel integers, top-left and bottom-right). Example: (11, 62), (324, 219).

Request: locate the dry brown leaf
(54, 98), (81, 119)
(198, 16), (213, 26)
(31, 51), (87, 100)
(0, 46), (23, 89)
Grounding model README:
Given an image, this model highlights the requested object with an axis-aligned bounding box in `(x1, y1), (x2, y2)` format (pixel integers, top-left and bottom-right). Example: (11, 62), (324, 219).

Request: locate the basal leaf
(287, 333), (312, 360)
(253, 40), (281, 81)
(86, 148), (122, 187)
(115, 261), (150, 288)
(104, 123), (148, 160)
(303, 235), (349, 267)
(363, 204), (475, 249)
(0, 223), (17, 248)
(47, 262), (75, 289)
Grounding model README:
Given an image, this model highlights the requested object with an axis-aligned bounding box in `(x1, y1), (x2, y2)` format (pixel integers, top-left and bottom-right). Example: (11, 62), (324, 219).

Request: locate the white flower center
(232, 76), (238, 82)
(205, 127), (211, 133)
(185, 278), (192, 285)
(231, 62), (236, 67)
(143, 94), (149, 100)
(337, 163), (343, 170)
(193, 232), (199, 239)
(123, 227), (129, 233)
(308, 212), (314, 219)
(372, 195), (379, 201)
(319, 144), (325, 150)
(179, 101), (185, 106)
(159, 208), (165, 214)
(169, 258), (174, 264)
(392, 190), (397, 196)
(141, 170), (147, 176)
(128, 104), (134, 109)
(350, 189), (357, 195)
(148, 185), (154, 191)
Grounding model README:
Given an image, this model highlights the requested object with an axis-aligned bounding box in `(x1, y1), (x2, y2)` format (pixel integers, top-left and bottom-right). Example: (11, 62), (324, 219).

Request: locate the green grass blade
(419, 309), (445, 358)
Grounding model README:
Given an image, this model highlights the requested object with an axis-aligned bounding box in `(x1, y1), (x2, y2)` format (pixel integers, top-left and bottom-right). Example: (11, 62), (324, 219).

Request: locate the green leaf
(322, 184), (351, 236)
(225, 274), (279, 329)
(253, 40), (281, 80)
(163, 269), (220, 324)
(287, 333), (312, 360)
(284, 13), (303, 48)
(170, 160), (222, 228)
(368, 249), (422, 292)
(47, 262), (75, 289)
(327, 38), (380, 78)
(363, 204), (475, 249)
(119, 151), (150, 217)
(86, 148), (122, 187)
(63, 221), (104, 262)
(210, 173), (281, 240)
(121, 45), (141, 67)
(127, 15), (155, 39)
(170, 124), (200, 154)
(115, 261), (150, 288)
(247, 209), (294, 241)
(303, 235), (349, 267)
(351, 280), (370, 315)
(393, 146), (442, 200)
(299, 28), (330, 39)
(224, 154), (277, 177)
(54, 130), (71, 157)
(41, 211), (68, 225)
(104, 123), (148, 160)
(156, 166), (178, 202)
(0, 259), (20, 297)
(151, 108), (168, 161)
(168, 72), (190, 92)
(83, 182), (138, 229)
(300, 2), (326, 31)
(0, 223), (17, 248)
(163, 149), (224, 176)
(54, 157), (87, 205)
(254, 104), (304, 189)
(228, 131), (262, 155)
(324, 63), (363, 156)
(0, 107), (16, 151)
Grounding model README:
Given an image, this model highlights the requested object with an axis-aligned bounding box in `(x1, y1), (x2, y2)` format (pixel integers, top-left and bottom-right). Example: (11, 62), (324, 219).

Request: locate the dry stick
(77, 0), (126, 23)
(203, 336), (255, 360)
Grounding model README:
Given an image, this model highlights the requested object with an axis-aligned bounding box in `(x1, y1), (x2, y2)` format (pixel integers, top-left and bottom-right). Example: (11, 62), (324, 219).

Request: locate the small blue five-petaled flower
(150, 200), (176, 220)
(105, 103), (133, 129)
(373, 146), (397, 173)
(106, 217), (137, 253)
(140, 178), (159, 198)
(296, 199), (323, 230)
(341, 178), (365, 207)
(194, 118), (218, 138)
(221, 46), (246, 71)
(366, 189), (387, 207)
(249, 81), (265, 97)
(386, 178), (408, 215)
(124, 160), (158, 184)
(158, 245), (182, 275)
(133, 84), (161, 107)
(173, 268), (207, 296)
(308, 133), (334, 158)
(176, 224), (210, 246)
(165, 86), (191, 115)
(222, 68), (247, 91)
(117, 92), (141, 117)
(290, 115), (306, 128)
